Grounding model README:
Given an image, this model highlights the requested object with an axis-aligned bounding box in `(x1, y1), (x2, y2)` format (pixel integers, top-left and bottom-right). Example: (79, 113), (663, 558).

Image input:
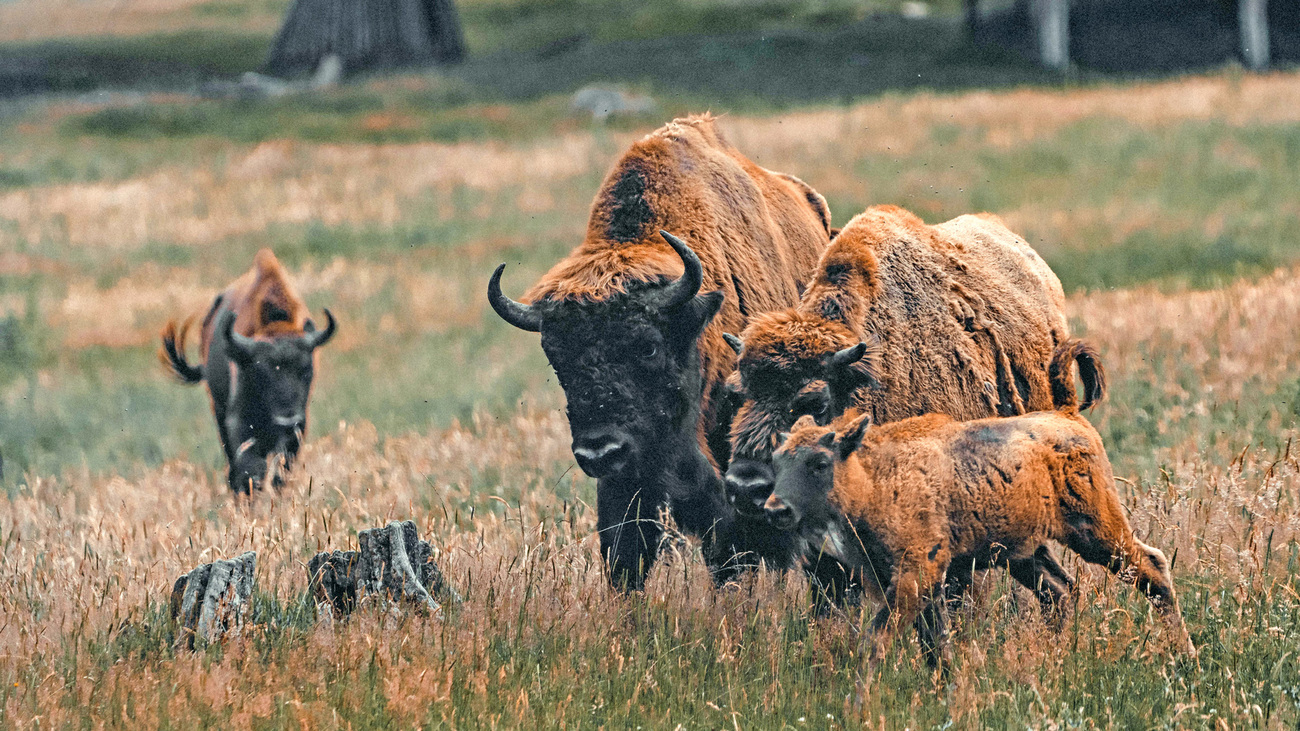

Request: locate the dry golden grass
(3, 264), (1299, 728)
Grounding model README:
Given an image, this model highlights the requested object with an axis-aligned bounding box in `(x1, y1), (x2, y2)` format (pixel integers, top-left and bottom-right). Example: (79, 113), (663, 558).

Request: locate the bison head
(489, 231), (724, 480)
(766, 412), (871, 530)
(723, 312), (880, 517)
(219, 308), (336, 484)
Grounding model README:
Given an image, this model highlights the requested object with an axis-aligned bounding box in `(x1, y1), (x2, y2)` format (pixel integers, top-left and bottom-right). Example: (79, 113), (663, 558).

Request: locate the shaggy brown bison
(160, 249), (336, 494)
(723, 205), (1103, 600)
(487, 114), (832, 589)
(765, 342), (1195, 670)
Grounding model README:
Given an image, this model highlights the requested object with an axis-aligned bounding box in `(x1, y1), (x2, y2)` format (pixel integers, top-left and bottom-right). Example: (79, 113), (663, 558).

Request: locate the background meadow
(2, 0), (1300, 727)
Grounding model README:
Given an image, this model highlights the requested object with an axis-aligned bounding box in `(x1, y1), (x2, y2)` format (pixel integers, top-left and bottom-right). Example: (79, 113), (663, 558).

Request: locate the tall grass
(2, 69), (1300, 728)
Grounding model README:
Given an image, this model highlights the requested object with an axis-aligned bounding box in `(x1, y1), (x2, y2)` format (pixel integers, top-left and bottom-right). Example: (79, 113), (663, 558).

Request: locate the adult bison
(487, 115), (832, 590)
(724, 205), (1104, 603)
(160, 249), (336, 494)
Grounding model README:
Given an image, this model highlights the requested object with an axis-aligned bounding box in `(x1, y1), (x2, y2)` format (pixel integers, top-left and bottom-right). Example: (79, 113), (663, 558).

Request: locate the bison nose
(725, 473), (774, 517)
(764, 494), (798, 530)
(572, 433), (631, 478)
(274, 414), (306, 432)
(724, 460), (774, 517)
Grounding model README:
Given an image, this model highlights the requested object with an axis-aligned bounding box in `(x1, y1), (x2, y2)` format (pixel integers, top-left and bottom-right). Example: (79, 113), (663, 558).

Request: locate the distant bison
(723, 205), (1101, 600)
(160, 249), (336, 494)
(765, 342), (1194, 670)
(488, 114), (832, 589)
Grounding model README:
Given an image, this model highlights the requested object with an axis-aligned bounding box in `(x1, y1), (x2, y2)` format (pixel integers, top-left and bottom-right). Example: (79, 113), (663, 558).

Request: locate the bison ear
(817, 429), (836, 450)
(835, 412), (872, 461)
(676, 290), (724, 340)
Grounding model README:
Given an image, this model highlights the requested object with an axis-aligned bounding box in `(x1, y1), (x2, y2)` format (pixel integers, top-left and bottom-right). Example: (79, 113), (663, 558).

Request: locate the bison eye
(810, 456), (831, 472)
(639, 342), (659, 360)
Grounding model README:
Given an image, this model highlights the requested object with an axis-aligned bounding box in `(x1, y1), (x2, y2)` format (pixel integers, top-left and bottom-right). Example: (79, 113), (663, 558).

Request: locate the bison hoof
(169, 551), (257, 649)
(307, 520), (459, 620)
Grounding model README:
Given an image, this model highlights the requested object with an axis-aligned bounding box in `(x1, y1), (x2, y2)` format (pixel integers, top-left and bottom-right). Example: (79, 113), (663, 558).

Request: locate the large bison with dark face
(160, 249), (336, 494)
(488, 115), (832, 590)
(723, 205), (1104, 603)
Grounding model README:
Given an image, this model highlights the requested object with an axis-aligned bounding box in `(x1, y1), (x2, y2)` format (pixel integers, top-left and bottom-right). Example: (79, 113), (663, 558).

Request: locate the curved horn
(487, 264), (542, 333)
(828, 342), (867, 370)
(219, 309), (257, 363)
(723, 333), (744, 355)
(306, 308), (337, 349)
(645, 230), (704, 312)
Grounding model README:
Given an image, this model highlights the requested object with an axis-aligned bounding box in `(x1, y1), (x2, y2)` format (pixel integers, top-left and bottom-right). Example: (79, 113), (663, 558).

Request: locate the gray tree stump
(308, 520), (458, 619)
(169, 551), (257, 648)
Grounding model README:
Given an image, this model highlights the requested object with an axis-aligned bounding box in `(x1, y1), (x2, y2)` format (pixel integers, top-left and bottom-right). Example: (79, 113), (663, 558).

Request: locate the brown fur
(159, 249), (313, 376)
(526, 114), (832, 463)
(771, 403), (1196, 668)
(732, 204), (1084, 462)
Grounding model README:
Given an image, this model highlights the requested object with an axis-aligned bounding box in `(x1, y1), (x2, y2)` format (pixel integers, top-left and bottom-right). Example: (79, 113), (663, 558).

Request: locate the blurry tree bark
(1033, 0), (1069, 70)
(1239, 0), (1270, 70)
(265, 0), (466, 78)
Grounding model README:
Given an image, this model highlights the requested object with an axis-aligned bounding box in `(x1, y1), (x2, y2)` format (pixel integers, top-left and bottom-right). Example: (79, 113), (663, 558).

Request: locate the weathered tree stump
(264, 0), (466, 78)
(170, 551), (257, 648)
(308, 520), (458, 619)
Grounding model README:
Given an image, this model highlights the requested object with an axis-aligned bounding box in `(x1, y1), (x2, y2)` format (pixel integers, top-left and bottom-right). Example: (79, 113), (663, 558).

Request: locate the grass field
(3, 2), (1300, 724)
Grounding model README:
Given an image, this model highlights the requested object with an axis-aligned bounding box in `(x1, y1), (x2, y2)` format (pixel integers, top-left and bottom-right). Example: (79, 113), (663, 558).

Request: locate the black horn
(723, 333), (744, 355)
(487, 264), (543, 333)
(829, 342), (867, 369)
(219, 309), (257, 364)
(306, 308), (337, 349)
(645, 230), (704, 311)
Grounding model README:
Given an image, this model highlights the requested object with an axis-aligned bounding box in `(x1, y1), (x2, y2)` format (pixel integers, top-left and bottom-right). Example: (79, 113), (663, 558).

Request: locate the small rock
(170, 551), (257, 648)
(308, 520), (458, 619)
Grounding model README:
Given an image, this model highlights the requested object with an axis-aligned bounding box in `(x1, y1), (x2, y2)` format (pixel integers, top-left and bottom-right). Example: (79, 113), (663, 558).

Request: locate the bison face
(540, 289), (722, 479)
(489, 231), (723, 481)
(221, 309), (336, 456)
(767, 413), (870, 530)
(723, 315), (881, 515)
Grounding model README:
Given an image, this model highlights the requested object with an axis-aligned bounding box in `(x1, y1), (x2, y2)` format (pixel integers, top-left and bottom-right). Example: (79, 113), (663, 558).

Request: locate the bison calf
(766, 346), (1195, 669)
(160, 249), (336, 494)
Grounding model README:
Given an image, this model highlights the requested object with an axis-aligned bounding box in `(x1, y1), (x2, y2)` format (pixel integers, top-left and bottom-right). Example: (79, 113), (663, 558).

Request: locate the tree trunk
(265, 0), (465, 78)
(1239, 0), (1270, 71)
(1035, 0), (1070, 70)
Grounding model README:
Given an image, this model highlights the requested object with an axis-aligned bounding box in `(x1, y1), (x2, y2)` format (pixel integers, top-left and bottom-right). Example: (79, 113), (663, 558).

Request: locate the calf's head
(220, 307), (336, 452)
(766, 412), (872, 530)
(489, 231), (724, 480)
(723, 312), (880, 516)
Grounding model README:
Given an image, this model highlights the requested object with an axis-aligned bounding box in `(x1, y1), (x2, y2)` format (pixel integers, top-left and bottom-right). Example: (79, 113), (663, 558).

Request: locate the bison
(487, 114), (832, 589)
(722, 205), (1103, 601)
(160, 249), (336, 494)
(765, 341), (1195, 670)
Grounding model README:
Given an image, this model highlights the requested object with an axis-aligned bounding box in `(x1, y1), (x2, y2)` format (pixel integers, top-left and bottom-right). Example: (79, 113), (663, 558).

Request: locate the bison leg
(867, 555), (946, 672)
(1008, 544), (1075, 631)
(229, 445), (268, 495)
(597, 481), (664, 591)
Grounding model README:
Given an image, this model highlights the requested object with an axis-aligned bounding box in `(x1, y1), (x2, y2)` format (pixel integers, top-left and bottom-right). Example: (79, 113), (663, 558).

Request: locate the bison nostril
(763, 496), (796, 527)
(724, 473), (774, 515)
(572, 434), (631, 478)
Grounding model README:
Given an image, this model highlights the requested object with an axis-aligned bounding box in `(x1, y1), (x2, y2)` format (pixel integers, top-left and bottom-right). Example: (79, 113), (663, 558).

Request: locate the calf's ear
(835, 412), (872, 461)
(817, 430), (836, 450)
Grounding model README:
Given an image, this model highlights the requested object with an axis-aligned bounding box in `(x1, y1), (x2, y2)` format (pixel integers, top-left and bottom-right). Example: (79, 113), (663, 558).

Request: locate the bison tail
(159, 318), (204, 384)
(1049, 338), (1107, 412)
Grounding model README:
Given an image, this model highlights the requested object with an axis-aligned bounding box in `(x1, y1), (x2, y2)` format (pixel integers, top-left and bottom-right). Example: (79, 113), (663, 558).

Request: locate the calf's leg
(1008, 544), (1075, 631)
